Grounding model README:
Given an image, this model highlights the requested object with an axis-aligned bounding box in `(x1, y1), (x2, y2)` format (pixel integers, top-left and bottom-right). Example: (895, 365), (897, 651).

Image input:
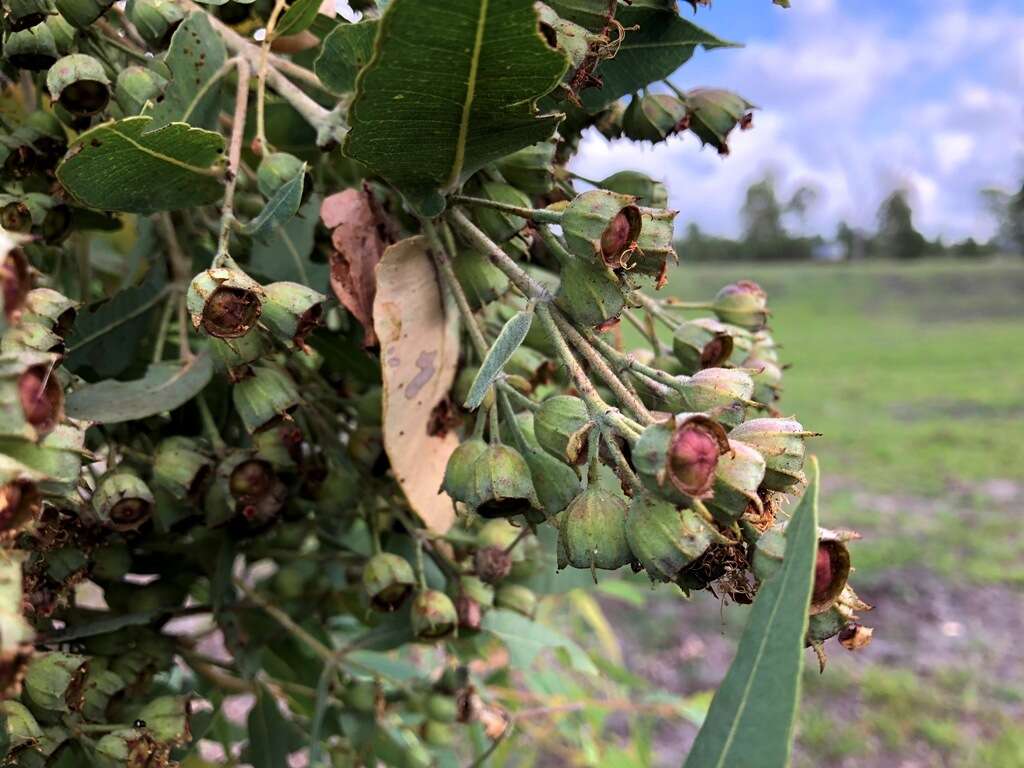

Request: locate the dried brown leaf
(373, 236), (459, 534)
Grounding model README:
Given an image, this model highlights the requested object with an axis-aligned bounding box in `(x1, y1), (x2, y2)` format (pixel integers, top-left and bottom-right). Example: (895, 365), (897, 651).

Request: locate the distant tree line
(679, 174), (1024, 261)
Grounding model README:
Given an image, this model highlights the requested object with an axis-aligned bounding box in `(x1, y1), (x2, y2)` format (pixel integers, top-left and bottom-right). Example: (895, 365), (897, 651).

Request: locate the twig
(214, 57), (251, 266)
(450, 194), (562, 224)
(235, 578), (336, 664)
(254, 0), (289, 154)
(448, 209), (550, 301)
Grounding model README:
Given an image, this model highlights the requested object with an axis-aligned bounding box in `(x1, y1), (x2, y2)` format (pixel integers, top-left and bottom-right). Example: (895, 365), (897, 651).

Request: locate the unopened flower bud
(46, 13), (76, 55)
(469, 444), (540, 520)
(684, 88), (755, 155)
(460, 574), (494, 607)
(232, 363), (301, 433)
(23, 651), (88, 713)
(705, 439), (766, 525)
(625, 493), (725, 583)
(186, 267), (263, 339)
(712, 280), (768, 330)
(260, 281), (325, 348)
(127, 0), (184, 48)
(559, 486), (633, 571)
(411, 590), (458, 640)
(362, 552), (416, 611)
(3, 22), (59, 71)
(633, 414), (729, 501)
(623, 94), (687, 143)
(562, 189), (642, 269)
(55, 0), (115, 28)
(474, 545), (512, 584)
(441, 437), (488, 505)
(535, 395), (590, 465)
(47, 54), (111, 117)
(729, 417), (819, 490)
(676, 368), (755, 428)
(672, 318), (735, 374)
(495, 583), (537, 619)
(92, 471), (154, 531)
(115, 65), (168, 115)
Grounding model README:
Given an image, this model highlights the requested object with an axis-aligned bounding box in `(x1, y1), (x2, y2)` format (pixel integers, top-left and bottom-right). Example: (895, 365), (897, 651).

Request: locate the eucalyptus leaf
(275, 0), (322, 38)
(464, 307), (533, 409)
(144, 12), (227, 132)
(65, 264), (169, 380)
(482, 608), (597, 675)
(580, 6), (737, 113)
(682, 457), (821, 768)
(240, 169), (305, 240)
(249, 195), (327, 288)
(246, 687), (293, 768)
(314, 20), (378, 93)
(65, 351), (214, 423)
(344, 0), (569, 215)
(57, 117), (225, 214)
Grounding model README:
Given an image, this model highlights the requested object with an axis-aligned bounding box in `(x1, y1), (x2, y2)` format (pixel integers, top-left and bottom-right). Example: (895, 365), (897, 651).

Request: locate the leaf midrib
(446, 0), (490, 189)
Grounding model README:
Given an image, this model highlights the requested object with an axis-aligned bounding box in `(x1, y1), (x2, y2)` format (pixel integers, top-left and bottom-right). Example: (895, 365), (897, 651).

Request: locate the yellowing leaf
(373, 236), (459, 534)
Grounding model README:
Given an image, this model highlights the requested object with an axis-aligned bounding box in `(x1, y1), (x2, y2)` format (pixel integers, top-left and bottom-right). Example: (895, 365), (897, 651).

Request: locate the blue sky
(572, 0), (1024, 242)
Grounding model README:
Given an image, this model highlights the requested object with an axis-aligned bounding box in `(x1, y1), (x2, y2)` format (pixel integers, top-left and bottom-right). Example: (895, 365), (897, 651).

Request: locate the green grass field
(625, 258), (1024, 767)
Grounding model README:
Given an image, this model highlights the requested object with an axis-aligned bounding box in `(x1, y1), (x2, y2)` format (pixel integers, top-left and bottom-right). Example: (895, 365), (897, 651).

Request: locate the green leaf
(580, 7), (737, 113)
(65, 351), (214, 424)
(249, 195), (328, 289)
(38, 608), (170, 643)
(545, 0), (612, 30)
(682, 457), (821, 768)
(464, 307), (533, 409)
(57, 117), (225, 214)
(314, 20), (378, 93)
(481, 608), (597, 675)
(344, 0), (569, 215)
(240, 169), (305, 240)
(144, 12), (227, 132)
(275, 0), (322, 38)
(65, 264), (169, 380)
(247, 687), (293, 768)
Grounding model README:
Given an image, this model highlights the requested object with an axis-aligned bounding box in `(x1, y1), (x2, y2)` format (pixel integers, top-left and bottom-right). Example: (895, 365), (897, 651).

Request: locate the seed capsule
(474, 545), (512, 584)
(555, 256), (626, 330)
(47, 54), (111, 117)
(729, 417), (819, 490)
(186, 267), (264, 339)
(3, 0), (52, 31)
(521, 441), (581, 517)
(471, 181), (532, 244)
(81, 665), (126, 723)
(3, 22), (59, 71)
(0, 701), (43, 756)
(55, 0), (115, 28)
(136, 695), (191, 746)
(744, 355), (784, 404)
(711, 280), (768, 330)
(115, 65), (168, 115)
(623, 94), (688, 143)
(95, 727), (169, 768)
(19, 289), (77, 338)
(753, 524), (854, 614)
(453, 248), (509, 309)
(1, 249), (31, 323)
(633, 414), (729, 501)
(633, 207), (679, 286)
(559, 486), (633, 571)
(676, 368), (756, 428)
(127, 0), (184, 48)
(0, 455), (42, 533)
(672, 318), (735, 374)
(494, 141), (556, 195)
(23, 651), (88, 713)
(92, 471), (154, 532)
(257, 152), (307, 199)
(362, 552), (416, 611)
(684, 88), (755, 155)
(232, 363), (301, 433)
(441, 437), (487, 506)
(411, 590), (458, 640)
(704, 439), (766, 525)
(152, 436), (212, 501)
(596, 171), (669, 208)
(260, 281), (325, 348)
(468, 444), (541, 520)
(534, 395), (590, 465)
(625, 493), (725, 583)
(495, 583), (537, 619)
(562, 189), (642, 269)
(1, 352), (64, 440)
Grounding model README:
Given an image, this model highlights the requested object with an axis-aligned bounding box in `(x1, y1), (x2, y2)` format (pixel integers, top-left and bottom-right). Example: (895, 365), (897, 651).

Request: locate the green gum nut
(441, 437), (488, 505)
(3, 21), (59, 71)
(23, 652), (88, 713)
(806, 584), (872, 644)
(729, 417), (819, 490)
(0, 351), (65, 440)
(232, 362), (301, 433)
(260, 281), (325, 348)
(2, 318), (66, 357)
(126, 0), (183, 48)
(625, 493), (725, 583)
(536, 3), (593, 66)
(136, 694), (192, 746)
(705, 439), (766, 525)
(92, 472), (154, 532)
(495, 583), (537, 618)
(555, 256), (626, 330)
(186, 267), (264, 340)
(115, 66), (167, 115)
(469, 444), (540, 520)
(20, 288), (76, 337)
(623, 94), (687, 143)
(520, 441), (580, 516)
(558, 486), (633, 571)
(95, 728), (166, 768)
(452, 248), (509, 309)
(80, 666), (125, 722)
(253, 421), (304, 470)
(46, 13), (76, 56)
(56, 0), (114, 28)
(47, 54), (110, 117)
(561, 189), (643, 269)
(256, 152), (306, 198)
(752, 524), (854, 615)
(711, 280), (768, 330)
(684, 88), (755, 155)
(471, 181), (532, 244)
(618, 206), (677, 287)
(748, 329), (780, 364)
(459, 574), (494, 607)
(494, 140), (556, 195)
(745, 355), (783, 404)
(1, 701), (43, 756)
(632, 413), (729, 502)
(362, 552), (416, 611)
(4, 0), (51, 31)
(534, 395), (590, 465)
(210, 330), (268, 375)
(410, 589), (458, 640)
(2, 421), (88, 503)
(506, 346), (555, 387)
(597, 170), (669, 208)
(672, 318), (734, 374)
(152, 436), (212, 501)
(677, 367), (755, 428)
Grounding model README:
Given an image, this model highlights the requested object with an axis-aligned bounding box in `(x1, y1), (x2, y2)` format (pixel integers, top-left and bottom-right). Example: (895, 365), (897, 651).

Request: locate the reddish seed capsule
(599, 205), (642, 268)
(18, 365), (63, 435)
(667, 421), (723, 497)
(812, 544), (835, 603)
(202, 287), (261, 339)
(474, 546), (512, 585)
(229, 460), (274, 500)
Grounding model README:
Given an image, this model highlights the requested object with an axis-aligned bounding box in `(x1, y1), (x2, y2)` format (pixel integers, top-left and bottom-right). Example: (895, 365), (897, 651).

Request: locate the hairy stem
(449, 194), (563, 224)
(214, 58), (252, 266)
